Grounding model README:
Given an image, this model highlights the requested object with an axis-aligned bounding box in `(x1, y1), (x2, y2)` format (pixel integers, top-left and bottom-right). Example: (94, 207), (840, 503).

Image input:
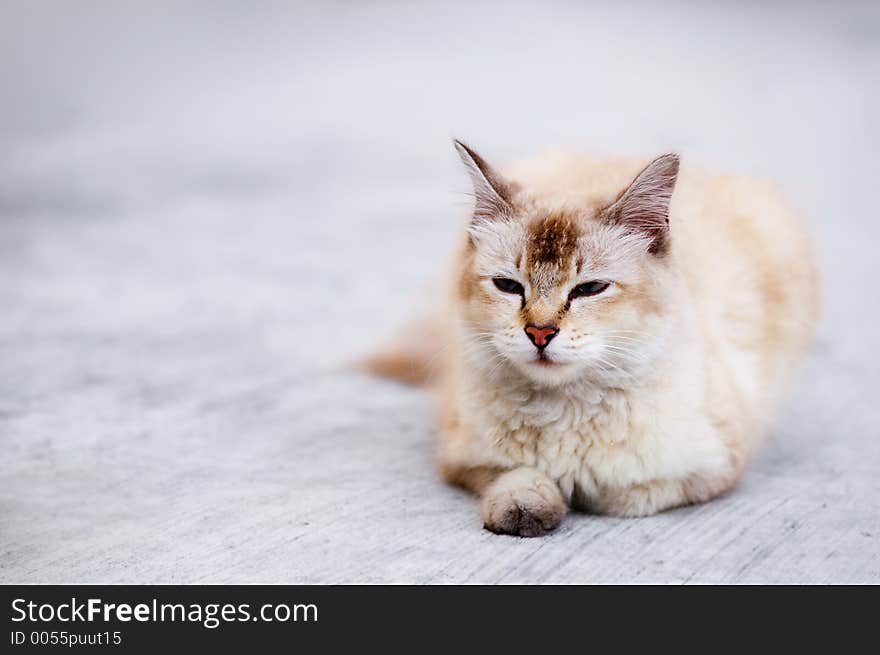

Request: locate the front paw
(480, 467), (566, 537)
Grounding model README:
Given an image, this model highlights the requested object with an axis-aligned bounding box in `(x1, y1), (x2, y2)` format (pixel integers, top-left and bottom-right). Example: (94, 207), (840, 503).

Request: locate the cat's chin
(511, 357), (584, 387)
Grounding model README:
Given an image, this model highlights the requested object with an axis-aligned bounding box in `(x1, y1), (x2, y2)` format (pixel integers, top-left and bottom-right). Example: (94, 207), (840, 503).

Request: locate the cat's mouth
(534, 352), (558, 367)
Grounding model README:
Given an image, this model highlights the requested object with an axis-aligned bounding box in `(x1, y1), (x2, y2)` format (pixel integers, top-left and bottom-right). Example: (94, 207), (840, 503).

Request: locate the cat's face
(454, 142), (679, 387)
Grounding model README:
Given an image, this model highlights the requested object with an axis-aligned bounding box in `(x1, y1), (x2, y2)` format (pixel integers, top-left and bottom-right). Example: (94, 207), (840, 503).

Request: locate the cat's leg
(589, 479), (690, 517)
(591, 470), (739, 517)
(443, 463), (567, 537)
(589, 424), (751, 517)
(437, 397), (566, 536)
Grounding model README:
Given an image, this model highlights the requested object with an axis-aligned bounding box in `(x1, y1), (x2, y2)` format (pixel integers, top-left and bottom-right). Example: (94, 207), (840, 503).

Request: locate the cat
(367, 140), (819, 537)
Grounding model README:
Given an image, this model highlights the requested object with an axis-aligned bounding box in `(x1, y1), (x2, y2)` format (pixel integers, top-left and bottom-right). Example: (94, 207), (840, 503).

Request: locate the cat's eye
(569, 281), (610, 300)
(492, 277), (524, 295)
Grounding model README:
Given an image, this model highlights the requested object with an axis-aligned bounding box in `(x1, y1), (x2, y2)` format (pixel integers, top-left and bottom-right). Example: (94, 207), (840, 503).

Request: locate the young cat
(368, 141), (819, 537)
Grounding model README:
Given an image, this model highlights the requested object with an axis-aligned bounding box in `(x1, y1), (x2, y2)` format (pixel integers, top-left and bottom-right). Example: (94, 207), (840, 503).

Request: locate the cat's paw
(480, 467), (566, 537)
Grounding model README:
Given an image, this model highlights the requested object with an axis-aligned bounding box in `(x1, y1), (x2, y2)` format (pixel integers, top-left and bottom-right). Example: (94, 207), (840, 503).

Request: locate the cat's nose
(524, 324), (559, 349)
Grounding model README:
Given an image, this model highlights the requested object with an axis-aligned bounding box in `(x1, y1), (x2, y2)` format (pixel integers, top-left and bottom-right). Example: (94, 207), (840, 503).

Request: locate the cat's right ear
(453, 139), (516, 223)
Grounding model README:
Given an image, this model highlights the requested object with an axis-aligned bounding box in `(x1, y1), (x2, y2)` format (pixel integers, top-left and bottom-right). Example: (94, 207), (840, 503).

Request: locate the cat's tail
(360, 319), (446, 387)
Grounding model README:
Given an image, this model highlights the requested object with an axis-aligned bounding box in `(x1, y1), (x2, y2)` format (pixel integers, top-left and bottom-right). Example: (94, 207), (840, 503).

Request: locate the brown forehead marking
(525, 210), (581, 269)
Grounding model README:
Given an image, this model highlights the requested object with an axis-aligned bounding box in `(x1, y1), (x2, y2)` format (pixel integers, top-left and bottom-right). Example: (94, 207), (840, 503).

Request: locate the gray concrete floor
(1, 2), (878, 583)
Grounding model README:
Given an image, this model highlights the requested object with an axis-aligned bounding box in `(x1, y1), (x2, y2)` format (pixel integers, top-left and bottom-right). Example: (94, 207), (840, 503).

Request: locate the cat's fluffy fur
(368, 142), (818, 537)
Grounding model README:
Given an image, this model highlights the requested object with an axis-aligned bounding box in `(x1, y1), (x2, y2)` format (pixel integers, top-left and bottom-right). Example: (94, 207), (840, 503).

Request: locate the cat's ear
(453, 139), (517, 222)
(604, 153), (679, 256)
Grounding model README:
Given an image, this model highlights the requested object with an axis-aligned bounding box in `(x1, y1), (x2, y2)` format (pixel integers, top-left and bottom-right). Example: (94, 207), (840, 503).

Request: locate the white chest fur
(459, 375), (730, 504)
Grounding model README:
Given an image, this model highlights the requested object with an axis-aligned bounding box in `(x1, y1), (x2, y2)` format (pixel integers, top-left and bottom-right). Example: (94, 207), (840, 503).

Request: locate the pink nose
(525, 324), (558, 349)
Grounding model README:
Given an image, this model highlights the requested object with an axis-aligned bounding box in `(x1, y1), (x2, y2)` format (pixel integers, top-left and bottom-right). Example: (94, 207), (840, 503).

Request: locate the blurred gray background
(1, 1), (878, 583)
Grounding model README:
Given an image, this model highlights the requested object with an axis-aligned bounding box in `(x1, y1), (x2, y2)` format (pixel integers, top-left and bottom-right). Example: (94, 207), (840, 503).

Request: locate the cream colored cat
(368, 141), (819, 537)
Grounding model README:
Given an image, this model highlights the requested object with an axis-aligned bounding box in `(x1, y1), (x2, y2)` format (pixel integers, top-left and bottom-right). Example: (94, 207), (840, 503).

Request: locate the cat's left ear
(453, 139), (517, 223)
(604, 153), (679, 256)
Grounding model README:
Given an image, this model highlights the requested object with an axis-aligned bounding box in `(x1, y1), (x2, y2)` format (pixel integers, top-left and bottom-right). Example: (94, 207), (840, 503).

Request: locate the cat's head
(453, 140), (680, 387)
